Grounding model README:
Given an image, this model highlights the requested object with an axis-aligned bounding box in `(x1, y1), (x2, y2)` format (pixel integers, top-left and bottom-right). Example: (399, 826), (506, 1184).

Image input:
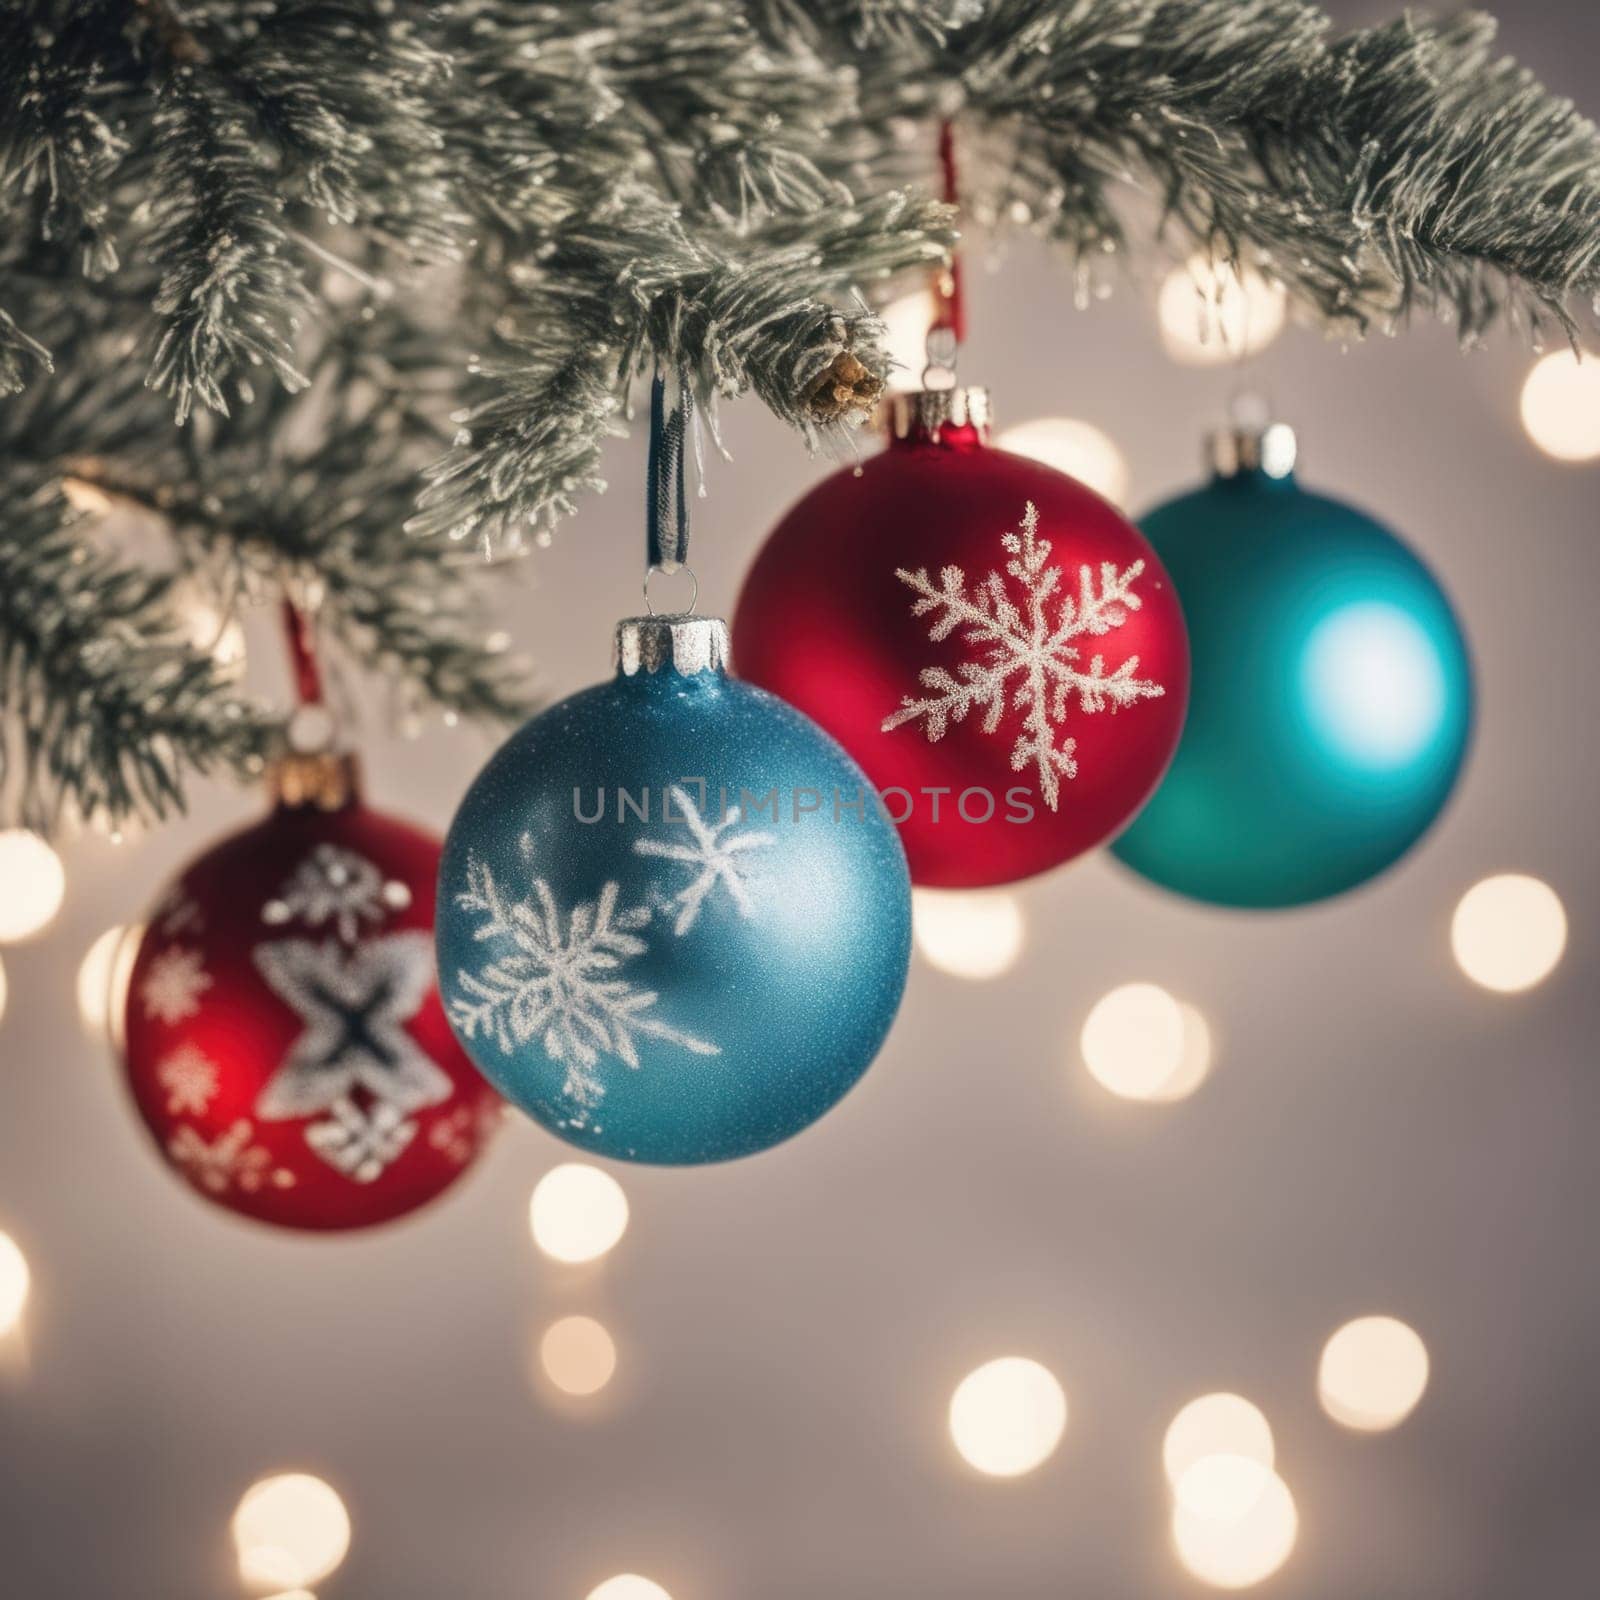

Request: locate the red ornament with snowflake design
(120, 755), (502, 1231)
(733, 389), (1190, 886)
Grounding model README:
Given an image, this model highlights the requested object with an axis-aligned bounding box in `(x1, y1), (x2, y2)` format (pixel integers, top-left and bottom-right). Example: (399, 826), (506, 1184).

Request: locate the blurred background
(1, 2), (1596, 1595)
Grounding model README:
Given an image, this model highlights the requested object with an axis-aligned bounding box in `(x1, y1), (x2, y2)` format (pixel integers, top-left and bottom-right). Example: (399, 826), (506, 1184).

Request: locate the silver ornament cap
(615, 613), (730, 678)
(884, 385), (993, 443)
(1207, 420), (1298, 480)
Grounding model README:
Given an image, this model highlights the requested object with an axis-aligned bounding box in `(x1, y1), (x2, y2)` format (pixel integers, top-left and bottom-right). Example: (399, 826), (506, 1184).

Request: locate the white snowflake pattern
(251, 933), (452, 1119)
(262, 844), (409, 944)
(156, 1043), (219, 1115)
(882, 500), (1165, 810)
(304, 1096), (418, 1183)
(167, 1120), (296, 1195)
(447, 854), (717, 1110)
(139, 945), (213, 1024)
(633, 784), (775, 934)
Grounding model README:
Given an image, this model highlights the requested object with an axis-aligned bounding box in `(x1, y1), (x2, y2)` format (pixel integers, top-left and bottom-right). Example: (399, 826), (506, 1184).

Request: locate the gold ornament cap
(615, 614), (729, 678)
(1207, 421), (1298, 479)
(268, 701), (359, 809)
(884, 385), (993, 444)
(268, 750), (360, 810)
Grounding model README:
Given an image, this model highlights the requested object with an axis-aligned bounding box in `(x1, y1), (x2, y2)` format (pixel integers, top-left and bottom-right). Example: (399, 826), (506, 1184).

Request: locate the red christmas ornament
(734, 388), (1190, 886)
(121, 755), (502, 1231)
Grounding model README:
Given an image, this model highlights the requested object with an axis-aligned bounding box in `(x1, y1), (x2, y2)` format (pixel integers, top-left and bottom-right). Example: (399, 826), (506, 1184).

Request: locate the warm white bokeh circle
(540, 1315), (618, 1397)
(0, 830), (66, 943)
(1172, 1468), (1298, 1588)
(997, 418), (1131, 508)
(77, 923), (141, 1037)
(1451, 874), (1567, 993)
(1081, 983), (1209, 1101)
(1519, 350), (1600, 461)
(1318, 1315), (1430, 1431)
(529, 1164), (630, 1263)
(911, 890), (1026, 980)
(231, 1472), (351, 1589)
(948, 1356), (1068, 1477)
(0, 1231), (30, 1336)
(1158, 254), (1286, 366)
(878, 288), (940, 380)
(1164, 1393), (1275, 1489)
(1174, 1455), (1275, 1523)
(586, 1577), (673, 1600)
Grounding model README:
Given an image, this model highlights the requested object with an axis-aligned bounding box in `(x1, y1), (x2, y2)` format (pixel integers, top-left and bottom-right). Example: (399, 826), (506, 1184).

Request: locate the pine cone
(803, 351), (883, 425)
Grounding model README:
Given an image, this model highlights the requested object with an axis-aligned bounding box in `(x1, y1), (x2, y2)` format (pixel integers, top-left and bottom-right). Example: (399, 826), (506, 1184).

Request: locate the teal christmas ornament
(435, 613), (912, 1164)
(1112, 423), (1473, 908)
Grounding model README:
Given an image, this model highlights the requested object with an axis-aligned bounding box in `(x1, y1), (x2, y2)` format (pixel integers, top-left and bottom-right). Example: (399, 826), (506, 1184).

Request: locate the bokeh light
(1172, 1468), (1298, 1588)
(1147, 1005), (1214, 1103)
(1174, 1454), (1275, 1523)
(540, 1315), (618, 1397)
(77, 924), (142, 1038)
(529, 1164), (630, 1264)
(1318, 1315), (1430, 1431)
(911, 890), (1026, 980)
(0, 830), (66, 943)
(586, 1578), (673, 1600)
(170, 575), (248, 680)
(1451, 874), (1567, 993)
(0, 1231), (30, 1337)
(1164, 1393), (1274, 1489)
(1081, 983), (1211, 1101)
(878, 287), (939, 381)
(232, 1472), (351, 1589)
(948, 1356), (1067, 1477)
(1158, 254), (1287, 366)
(1519, 350), (1600, 461)
(997, 418), (1131, 507)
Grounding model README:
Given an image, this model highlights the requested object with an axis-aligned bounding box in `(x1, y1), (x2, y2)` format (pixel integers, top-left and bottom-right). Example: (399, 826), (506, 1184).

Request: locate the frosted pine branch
(0, 478), (273, 831)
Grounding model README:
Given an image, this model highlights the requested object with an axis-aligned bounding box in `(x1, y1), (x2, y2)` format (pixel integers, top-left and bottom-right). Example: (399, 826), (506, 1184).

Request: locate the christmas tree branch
(413, 187), (952, 548)
(0, 476), (274, 832)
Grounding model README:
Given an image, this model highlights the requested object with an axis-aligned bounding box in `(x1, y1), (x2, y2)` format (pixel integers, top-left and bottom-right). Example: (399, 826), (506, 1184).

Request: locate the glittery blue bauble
(436, 616), (912, 1163)
(1112, 444), (1473, 908)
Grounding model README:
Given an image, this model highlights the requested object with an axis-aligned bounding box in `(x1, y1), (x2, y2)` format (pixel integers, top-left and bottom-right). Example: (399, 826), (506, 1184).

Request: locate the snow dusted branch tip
(882, 501), (1165, 811)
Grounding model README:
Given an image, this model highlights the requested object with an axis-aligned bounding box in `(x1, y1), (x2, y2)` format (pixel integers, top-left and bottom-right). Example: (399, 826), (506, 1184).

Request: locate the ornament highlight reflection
(530, 1164), (630, 1263)
(0, 830), (66, 942)
(1318, 1315), (1429, 1431)
(997, 418), (1131, 508)
(1081, 984), (1211, 1102)
(586, 1578), (673, 1600)
(540, 1315), (618, 1397)
(1158, 255), (1286, 366)
(0, 1231), (30, 1337)
(911, 890), (1026, 980)
(1451, 874), (1567, 993)
(1300, 602), (1449, 768)
(1172, 1468), (1298, 1588)
(232, 1472), (351, 1589)
(948, 1356), (1067, 1477)
(1520, 350), (1600, 461)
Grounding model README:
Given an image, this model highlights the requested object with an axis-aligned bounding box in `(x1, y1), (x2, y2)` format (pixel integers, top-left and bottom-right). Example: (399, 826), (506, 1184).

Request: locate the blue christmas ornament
(436, 613), (912, 1164)
(1112, 423), (1473, 908)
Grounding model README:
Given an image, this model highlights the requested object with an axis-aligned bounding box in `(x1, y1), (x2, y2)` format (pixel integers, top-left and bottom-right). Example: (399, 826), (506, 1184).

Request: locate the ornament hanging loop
(642, 561), (699, 618)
